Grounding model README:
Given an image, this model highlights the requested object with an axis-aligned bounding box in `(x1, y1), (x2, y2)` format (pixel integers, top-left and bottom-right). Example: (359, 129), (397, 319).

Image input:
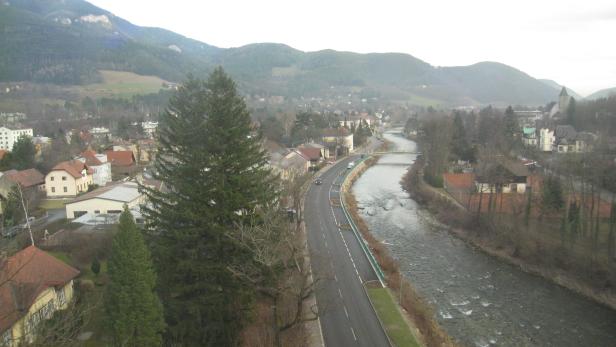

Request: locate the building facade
(45, 160), (93, 198)
(0, 127), (33, 151)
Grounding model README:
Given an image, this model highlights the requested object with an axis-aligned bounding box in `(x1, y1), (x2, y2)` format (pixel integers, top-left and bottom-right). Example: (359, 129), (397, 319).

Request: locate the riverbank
(343, 154), (457, 347)
(402, 159), (616, 311)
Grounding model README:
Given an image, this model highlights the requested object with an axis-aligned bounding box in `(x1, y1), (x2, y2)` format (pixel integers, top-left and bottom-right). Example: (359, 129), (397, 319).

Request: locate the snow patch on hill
(168, 45), (182, 53)
(78, 14), (112, 28)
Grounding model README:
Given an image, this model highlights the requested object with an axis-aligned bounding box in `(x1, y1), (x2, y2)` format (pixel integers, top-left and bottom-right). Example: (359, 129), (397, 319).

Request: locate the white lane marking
(338, 288), (343, 299)
(324, 240), (328, 248)
(344, 306), (349, 319)
(334, 274), (338, 282)
(351, 327), (357, 341)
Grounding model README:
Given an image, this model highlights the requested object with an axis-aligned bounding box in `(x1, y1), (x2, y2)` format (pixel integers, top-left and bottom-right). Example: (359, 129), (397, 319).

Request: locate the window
(94, 210), (100, 214)
(107, 210), (122, 214)
(50, 176), (54, 181)
(63, 187), (67, 193)
(51, 187), (55, 193)
(57, 287), (66, 306)
(62, 176), (67, 181)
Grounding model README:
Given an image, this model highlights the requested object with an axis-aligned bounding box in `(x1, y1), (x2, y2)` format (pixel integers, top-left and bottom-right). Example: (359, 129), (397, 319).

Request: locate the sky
(88, 0), (616, 96)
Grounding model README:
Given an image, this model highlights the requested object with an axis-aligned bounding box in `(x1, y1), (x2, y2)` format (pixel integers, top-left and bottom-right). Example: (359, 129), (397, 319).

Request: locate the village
(0, 104), (384, 346)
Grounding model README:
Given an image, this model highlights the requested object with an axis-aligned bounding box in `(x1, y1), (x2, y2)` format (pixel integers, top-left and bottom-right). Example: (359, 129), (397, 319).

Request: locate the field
(76, 70), (168, 98)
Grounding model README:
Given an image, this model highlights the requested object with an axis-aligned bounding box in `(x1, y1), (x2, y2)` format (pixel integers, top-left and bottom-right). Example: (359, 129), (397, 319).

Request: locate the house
(269, 149), (310, 181)
(514, 110), (543, 127)
(0, 169), (45, 214)
(137, 139), (157, 163)
(553, 125), (596, 153)
(296, 147), (323, 168)
(522, 127), (538, 147)
(0, 127), (33, 151)
(89, 127), (110, 139)
(76, 150), (112, 186)
(65, 181), (143, 219)
(539, 128), (555, 152)
(475, 160), (530, 194)
(302, 143), (330, 159)
(45, 160), (93, 198)
(0, 246), (79, 347)
(322, 128), (354, 157)
(105, 150), (137, 177)
(141, 121), (158, 138)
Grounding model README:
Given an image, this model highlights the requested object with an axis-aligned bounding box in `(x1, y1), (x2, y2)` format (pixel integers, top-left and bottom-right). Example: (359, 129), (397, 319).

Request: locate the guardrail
(338, 155), (387, 286)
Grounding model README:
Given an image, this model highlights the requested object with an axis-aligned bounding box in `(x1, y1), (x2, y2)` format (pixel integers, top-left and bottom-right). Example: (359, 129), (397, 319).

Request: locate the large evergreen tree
(11, 136), (36, 170)
(105, 207), (164, 347)
(142, 67), (278, 345)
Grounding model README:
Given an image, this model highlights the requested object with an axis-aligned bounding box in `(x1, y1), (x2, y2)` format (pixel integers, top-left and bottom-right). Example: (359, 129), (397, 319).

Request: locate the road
(305, 153), (391, 347)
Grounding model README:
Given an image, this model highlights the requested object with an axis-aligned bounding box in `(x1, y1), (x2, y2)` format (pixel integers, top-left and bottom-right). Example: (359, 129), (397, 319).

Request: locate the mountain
(586, 87), (616, 100)
(538, 79), (583, 99)
(0, 0), (563, 106)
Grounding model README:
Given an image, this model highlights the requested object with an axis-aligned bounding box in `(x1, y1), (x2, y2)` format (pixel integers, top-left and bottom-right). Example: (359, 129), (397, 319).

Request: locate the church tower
(559, 87), (571, 113)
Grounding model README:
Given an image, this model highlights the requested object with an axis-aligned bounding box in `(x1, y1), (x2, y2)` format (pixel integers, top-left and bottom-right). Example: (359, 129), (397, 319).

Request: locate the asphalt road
(305, 154), (391, 347)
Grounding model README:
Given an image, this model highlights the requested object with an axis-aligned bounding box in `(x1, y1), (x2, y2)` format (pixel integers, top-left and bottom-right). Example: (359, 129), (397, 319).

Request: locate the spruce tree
(142, 68), (278, 345)
(105, 207), (164, 347)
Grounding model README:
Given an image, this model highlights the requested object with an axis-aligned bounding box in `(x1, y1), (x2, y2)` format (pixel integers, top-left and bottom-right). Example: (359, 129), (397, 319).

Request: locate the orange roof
(51, 160), (93, 178)
(443, 173), (475, 189)
(0, 246), (79, 333)
(105, 150), (135, 167)
(81, 150), (103, 166)
(0, 150), (7, 160)
(297, 147), (322, 161)
(5, 168), (45, 188)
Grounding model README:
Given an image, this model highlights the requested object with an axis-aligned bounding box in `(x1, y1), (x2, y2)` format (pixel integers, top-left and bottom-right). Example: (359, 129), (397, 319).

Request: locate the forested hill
(1, 0), (563, 105)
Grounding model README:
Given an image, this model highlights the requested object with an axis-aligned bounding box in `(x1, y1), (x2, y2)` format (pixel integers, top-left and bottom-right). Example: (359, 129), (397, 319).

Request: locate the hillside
(538, 79), (583, 99)
(0, 0), (564, 106)
(586, 87), (616, 100)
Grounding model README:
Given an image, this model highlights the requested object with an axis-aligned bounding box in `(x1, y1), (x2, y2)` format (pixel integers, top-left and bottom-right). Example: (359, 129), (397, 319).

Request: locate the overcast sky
(89, 0), (616, 96)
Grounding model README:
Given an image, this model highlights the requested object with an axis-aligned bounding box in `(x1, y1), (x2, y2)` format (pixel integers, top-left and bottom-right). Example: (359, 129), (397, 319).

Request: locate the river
(352, 130), (616, 347)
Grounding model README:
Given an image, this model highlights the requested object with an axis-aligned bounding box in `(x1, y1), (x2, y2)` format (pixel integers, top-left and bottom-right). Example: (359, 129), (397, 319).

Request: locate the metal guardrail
(338, 156), (387, 286)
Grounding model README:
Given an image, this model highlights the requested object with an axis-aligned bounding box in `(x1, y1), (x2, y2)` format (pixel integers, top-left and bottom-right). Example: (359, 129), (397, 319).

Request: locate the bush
(91, 258), (101, 276)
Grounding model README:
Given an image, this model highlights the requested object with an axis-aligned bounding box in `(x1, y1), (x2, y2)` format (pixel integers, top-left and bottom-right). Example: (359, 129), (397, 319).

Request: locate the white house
(322, 128), (354, 156)
(0, 127), (33, 151)
(76, 150), (112, 186)
(65, 181), (143, 219)
(141, 121), (158, 137)
(539, 128), (555, 152)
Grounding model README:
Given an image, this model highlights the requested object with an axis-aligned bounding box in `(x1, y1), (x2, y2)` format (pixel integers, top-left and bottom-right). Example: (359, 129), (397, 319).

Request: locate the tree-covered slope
(0, 0), (563, 105)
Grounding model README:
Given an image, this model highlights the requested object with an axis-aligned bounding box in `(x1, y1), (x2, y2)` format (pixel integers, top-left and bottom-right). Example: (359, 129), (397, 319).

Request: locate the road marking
(358, 274), (363, 283)
(338, 288), (343, 299)
(351, 327), (357, 340)
(344, 306), (349, 318)
(324, 240), (328, 248)
(334, 274), (338, 282)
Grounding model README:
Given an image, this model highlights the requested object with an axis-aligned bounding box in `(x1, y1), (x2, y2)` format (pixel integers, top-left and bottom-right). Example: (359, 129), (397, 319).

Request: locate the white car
(347, 162), (355, 169)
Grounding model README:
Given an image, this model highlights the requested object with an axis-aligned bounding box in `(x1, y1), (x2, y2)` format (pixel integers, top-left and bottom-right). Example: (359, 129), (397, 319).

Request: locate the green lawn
(367, 287), (421, 347)
(39, 199), (67, 210)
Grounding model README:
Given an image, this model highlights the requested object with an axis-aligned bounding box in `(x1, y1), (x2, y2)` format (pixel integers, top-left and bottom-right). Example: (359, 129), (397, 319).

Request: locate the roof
(297, 147), (322, 161)
(443, 173), (474, 189)
(66, 181), (141, 205)
(555, 125), (577, 140)
(51, 160), (92, 178)
(523, 127), (536, 135)
(105, 150), (135, 167)
(0, 246), (79, 333)
(559, 87), (569, 97)
(0, 150), (6, 161)
(80, 150), (105, 166)
(5, 168), (45, 188)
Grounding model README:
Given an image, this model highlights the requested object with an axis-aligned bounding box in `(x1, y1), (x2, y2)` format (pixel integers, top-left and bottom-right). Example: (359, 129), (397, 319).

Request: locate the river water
(352, 130), (616, 347)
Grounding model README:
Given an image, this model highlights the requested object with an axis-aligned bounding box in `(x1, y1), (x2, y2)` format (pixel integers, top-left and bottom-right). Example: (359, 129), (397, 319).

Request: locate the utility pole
(17, 184), (34, 246)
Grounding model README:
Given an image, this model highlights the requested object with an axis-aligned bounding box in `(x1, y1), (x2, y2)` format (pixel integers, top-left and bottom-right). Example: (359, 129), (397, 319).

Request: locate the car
(347, 162), (355, 169)
(314, 178), (322, 185)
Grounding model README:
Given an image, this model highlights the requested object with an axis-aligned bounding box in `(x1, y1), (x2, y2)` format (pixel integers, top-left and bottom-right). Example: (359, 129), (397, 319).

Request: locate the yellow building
(0, 246), (80, 347)
(45, 160), (93, 198)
